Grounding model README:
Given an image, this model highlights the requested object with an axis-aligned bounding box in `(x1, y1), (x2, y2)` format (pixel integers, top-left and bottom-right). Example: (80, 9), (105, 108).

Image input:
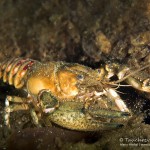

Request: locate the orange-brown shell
(27, 62), (80, 100)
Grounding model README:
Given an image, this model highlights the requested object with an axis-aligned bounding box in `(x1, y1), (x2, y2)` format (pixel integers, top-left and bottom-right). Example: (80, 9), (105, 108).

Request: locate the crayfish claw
(38, 89), (59, 114)
(88, 108), (131, 119)
(47, 101), (129, 131)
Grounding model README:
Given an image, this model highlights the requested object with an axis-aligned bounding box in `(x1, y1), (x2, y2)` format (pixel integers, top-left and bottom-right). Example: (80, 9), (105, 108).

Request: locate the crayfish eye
(77, 74), (84, 81)
(97, 69), (101, 73)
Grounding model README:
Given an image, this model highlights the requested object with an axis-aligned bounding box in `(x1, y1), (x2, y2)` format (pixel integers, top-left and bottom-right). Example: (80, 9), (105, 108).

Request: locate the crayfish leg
(104, 88), (130, 112)
(126, 77), (150, 93)
(30, 109), (42, 127)
(4, 96), (29, 129)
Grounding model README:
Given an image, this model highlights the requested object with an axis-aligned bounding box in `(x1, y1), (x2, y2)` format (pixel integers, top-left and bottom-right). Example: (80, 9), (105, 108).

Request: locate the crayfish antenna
(111, 63), (150, 84)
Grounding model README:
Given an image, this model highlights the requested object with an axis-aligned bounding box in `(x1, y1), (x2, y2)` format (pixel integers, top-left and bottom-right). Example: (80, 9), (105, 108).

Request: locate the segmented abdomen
(0, 58), (35, 89)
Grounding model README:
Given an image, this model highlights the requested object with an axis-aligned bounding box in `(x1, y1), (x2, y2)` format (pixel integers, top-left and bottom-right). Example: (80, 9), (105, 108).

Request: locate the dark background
(0, 0), (150, 149)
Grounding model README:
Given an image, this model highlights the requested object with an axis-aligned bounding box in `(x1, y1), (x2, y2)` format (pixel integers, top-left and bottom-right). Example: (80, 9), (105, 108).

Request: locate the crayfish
(0, 58), (150, 131)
